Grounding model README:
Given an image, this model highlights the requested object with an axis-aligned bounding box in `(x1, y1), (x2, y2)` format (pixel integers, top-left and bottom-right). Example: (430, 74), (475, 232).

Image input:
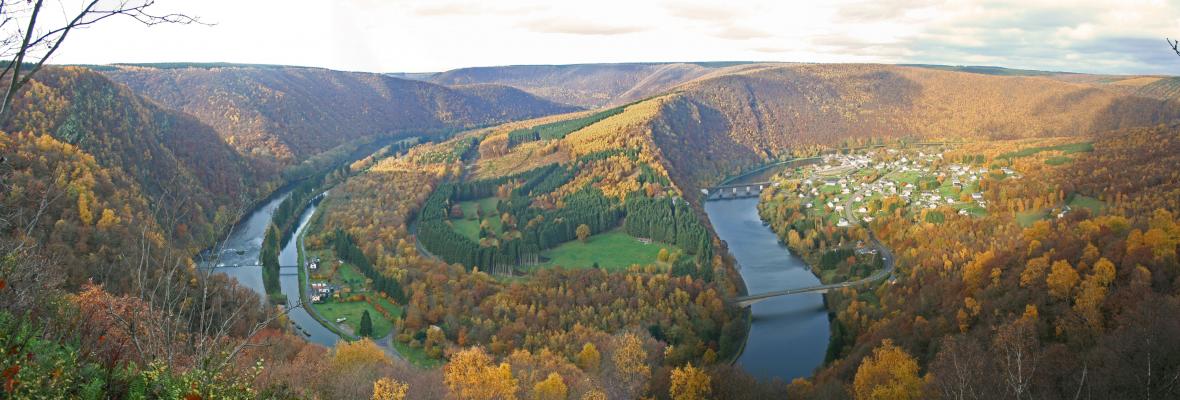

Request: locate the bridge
(211, 264), (302, 276)
(702, 181), (778, 201)
(732, 231), (895, 307)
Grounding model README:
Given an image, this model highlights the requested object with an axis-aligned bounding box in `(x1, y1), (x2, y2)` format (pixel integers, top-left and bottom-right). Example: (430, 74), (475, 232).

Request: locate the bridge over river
(730, 175), (897, 307)
(702, 181), (778, 201)
(726, 248), (892, 309)
(214, 264), (302, 276)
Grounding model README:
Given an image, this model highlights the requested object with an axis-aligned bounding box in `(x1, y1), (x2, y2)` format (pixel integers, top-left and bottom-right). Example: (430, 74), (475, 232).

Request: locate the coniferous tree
(359, 310), (373, 337)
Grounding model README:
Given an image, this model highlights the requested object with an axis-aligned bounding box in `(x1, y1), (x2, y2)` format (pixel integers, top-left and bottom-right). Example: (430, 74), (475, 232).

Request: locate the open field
(1016, 209), (1049, 227)
(998, 141), (1093, 159)
(312, 300), (395, 339)
(451, 197), (504, 241)
(530, 230), (675, 272)
(392, 340), (444, 368)
(1068, 195), (1106, 214)
(1045, 156), (1073, 165)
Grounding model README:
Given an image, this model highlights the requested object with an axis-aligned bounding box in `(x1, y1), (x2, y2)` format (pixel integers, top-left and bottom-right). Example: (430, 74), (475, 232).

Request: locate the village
(776, 146), (1022, 227)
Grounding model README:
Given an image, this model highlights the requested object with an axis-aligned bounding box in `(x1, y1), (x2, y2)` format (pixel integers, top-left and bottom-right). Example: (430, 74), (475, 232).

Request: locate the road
(294, 193), (407, 361)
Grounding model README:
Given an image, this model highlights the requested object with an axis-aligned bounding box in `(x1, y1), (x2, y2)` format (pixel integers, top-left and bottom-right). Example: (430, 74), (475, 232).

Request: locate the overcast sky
(48, 0), (1180, 75)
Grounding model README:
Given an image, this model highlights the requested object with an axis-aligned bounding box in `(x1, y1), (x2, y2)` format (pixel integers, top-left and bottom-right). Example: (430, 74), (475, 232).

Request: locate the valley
(5, 56), (1180, 399)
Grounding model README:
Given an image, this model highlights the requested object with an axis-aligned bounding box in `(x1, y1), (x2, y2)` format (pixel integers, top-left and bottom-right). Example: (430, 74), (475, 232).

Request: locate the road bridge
(702, 181), (778, 201)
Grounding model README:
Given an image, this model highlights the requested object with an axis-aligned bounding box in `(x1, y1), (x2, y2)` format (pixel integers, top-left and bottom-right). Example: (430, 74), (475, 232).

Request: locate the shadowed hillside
(643, 63), (1180, 193)
(103, 66), (578, 166)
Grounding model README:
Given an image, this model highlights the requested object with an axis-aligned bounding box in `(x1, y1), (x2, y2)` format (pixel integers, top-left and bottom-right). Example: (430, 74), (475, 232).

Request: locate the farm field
(529, 230), (676, 272)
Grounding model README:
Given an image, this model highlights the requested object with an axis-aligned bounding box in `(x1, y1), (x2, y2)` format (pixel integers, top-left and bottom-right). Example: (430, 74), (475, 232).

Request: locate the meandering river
(202, 162), (830, 380)
(704, 165), (830, 382)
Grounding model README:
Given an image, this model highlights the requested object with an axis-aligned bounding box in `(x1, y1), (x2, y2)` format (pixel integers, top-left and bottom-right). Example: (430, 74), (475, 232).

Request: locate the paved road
(294, 194), (407, 361)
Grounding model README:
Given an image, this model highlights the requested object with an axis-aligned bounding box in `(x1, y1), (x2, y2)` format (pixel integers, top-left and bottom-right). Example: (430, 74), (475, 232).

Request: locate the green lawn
(530, 230), (675, 272)
(948, 202), (989, 217)
(1016, 209), (1049, 227)
(887, 170), (923, 185)
(1068, 195), (1105, 214)
(998, 142), (1093, 159)
(451, 197), (504, 241)
(392, 340), (444, 368)
(1045, 156), (1073, 165)
(312, 300), (394, 339)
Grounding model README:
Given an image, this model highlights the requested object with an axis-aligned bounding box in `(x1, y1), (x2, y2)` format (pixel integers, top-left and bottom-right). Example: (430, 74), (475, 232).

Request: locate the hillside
(428, 62), (739, 108)
(3, 67), (267, 249)
(641, 63), (1180, 193)
(102, 65), (578, 166)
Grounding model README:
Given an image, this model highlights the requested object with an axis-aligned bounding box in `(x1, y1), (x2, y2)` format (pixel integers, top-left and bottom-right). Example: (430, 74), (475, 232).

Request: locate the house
(837, 219), (850, 227)
(959, 209), (969, 216)
(971, 192), (984, 200)
(863, 216), (874, 223)
(858, 207), (868, 213)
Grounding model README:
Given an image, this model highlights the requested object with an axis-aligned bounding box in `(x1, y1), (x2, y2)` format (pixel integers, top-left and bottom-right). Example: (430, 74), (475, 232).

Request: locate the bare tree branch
(0, 0), (204, 121)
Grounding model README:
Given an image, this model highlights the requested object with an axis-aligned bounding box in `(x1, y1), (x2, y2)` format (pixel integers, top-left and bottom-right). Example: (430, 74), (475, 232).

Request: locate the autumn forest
(3, 2), (1180, 399)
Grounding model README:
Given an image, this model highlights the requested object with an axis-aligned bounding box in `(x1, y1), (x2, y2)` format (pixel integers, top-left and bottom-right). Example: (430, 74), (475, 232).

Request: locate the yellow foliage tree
(1045, 260), (1079, 300)
(532, 372), (568, 400)
(669, 362), (711, 400)
(331, 338), (391, 371)
(575, 342), (601, 372)
(77, 191), (94, 226)
(576, 224), (591, 242)
(96, 208), (120, 231)
(610, 333), (651, 398)
(372, 377), (408, 400)
(852, 340), (923, 400)
(444, 347), (519, 400)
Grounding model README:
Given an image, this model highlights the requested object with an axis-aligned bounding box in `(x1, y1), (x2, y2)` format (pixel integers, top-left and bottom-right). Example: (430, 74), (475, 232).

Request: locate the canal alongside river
(704, 163), (830, 381)
(198, 191), (341, 347)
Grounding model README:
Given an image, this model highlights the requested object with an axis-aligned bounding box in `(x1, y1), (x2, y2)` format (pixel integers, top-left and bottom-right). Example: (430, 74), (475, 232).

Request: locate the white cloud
(44, 0), (1180, 75)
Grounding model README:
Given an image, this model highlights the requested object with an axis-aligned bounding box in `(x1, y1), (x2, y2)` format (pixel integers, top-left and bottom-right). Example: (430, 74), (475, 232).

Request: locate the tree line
(506, 105), (627, 147)
(332, 228), (405, 303)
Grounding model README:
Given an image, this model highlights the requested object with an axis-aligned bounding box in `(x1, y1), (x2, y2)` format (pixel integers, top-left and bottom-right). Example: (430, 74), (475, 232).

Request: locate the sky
(46, 0), (1180, 75)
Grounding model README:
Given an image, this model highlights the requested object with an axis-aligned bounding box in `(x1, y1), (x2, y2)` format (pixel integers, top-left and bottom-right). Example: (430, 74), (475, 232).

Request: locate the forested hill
(3, 67), (267, 250)
(640, 63), (1180, 193)
(102, 65), (579, 166)
(427, 62), (740, 108)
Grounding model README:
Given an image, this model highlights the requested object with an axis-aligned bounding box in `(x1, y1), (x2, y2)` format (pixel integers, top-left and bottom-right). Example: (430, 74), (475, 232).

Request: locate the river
(204, 163), (830, 376)
(704, 165), (830, 381)
(278, 200), (340, 347)
(198, 192), (341, 347)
